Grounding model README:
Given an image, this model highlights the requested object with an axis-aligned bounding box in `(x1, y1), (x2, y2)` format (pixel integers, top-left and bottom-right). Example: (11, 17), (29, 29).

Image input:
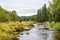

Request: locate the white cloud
(0, 0), (52, 16)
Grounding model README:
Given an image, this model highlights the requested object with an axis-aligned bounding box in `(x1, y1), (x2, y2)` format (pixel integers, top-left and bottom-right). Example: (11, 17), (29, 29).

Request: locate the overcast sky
(0, 0), (52, 16)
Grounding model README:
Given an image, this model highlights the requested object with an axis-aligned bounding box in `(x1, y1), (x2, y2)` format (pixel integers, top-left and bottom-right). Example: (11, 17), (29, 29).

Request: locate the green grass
(44, 22), (60, 31)
(52, 23), (60, 31)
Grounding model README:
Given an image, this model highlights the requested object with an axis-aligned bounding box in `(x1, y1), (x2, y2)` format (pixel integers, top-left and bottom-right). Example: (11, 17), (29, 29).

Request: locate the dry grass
(0, 21), (34, 40)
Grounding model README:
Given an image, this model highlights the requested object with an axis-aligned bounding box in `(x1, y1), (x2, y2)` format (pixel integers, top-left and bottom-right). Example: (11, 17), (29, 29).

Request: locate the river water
(18, 24), (60, 40)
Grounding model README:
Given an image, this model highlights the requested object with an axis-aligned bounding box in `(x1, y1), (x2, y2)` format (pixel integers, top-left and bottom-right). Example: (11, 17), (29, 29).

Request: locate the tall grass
(44, 21), (60, 31)
(0, 21), (34, 40)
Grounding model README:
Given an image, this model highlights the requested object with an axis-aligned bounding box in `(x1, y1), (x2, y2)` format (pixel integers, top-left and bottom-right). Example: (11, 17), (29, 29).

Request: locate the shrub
(53, 23), (60, 31)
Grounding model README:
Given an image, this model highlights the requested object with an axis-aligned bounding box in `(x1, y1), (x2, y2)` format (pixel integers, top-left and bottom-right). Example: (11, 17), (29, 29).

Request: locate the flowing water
(18, 24), (60, 40)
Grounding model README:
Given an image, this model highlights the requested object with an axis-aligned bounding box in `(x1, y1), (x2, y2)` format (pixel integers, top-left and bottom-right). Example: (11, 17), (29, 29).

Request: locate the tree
(42, 4), (48, 22)
(49, 0), (60, 22)
(0, 6), (9, 22)
(36, 4), (48, 22)
(47, 7), (54, 22)
(9, 10), (19, 21)
(36, 9), (44, 22)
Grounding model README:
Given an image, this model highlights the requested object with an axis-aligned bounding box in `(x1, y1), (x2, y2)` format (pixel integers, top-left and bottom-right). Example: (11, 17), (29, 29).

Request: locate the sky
(0, 0), (52, 16)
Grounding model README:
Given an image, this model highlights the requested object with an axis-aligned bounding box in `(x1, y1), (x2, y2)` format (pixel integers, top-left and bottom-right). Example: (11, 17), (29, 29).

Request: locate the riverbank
(0, 21), (35, 40)
(44, 22), (60, 31)
(0, 21), (60, 40)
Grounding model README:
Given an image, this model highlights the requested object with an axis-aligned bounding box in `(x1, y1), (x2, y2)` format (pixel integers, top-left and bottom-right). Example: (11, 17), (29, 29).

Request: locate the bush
(0, 21), (34, 40)
(53, 23), (60, 31)
(15, 27), (24, 32)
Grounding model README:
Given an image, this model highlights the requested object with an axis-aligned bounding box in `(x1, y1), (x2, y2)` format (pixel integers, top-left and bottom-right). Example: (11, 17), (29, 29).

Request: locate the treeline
(1, 0), (59, 23)
(36, 4), (48, 22)
(0, 6), (19, 22)
(21, 0), (60, 22)
(20, 15), (36, 21)
(36, 0), (60, 22)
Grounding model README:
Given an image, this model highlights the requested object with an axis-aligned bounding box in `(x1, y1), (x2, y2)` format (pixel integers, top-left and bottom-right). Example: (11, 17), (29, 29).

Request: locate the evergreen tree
(42, 4), (48, 22)
(36, 4), (48, 22)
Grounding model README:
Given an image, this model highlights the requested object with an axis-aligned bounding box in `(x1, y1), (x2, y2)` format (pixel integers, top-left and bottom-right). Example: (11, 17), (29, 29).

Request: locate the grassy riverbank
(0, 21), (34, 40)
(44, 22), (60, 31)
(52, 23), (60, 31)
(0, 21), (60, 40)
